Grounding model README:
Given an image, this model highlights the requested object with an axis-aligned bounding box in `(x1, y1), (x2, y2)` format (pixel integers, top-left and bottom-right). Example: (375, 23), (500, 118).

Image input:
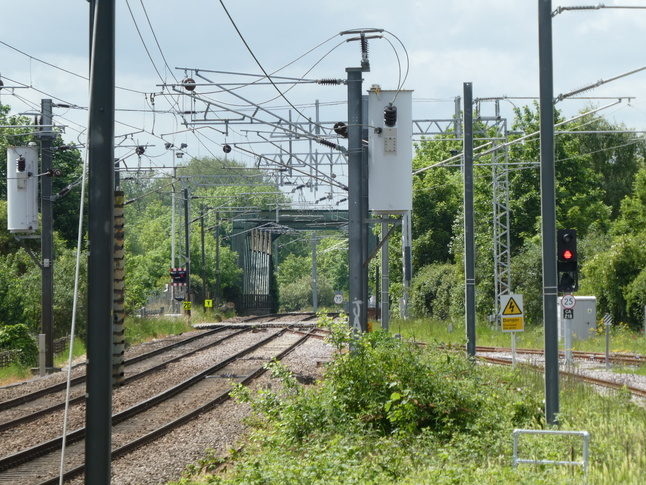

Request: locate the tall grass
(170, 327), (646, 484)
(123, 315), (195, 346)
(390, 317), (646, 354)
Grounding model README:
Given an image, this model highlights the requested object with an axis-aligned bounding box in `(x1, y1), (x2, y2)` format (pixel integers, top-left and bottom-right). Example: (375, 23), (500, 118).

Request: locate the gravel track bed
(0, 329), (237, 426)
(89, 336), (335, 485)
(0, 329), (215, 403)
(0, 329), (279, 458)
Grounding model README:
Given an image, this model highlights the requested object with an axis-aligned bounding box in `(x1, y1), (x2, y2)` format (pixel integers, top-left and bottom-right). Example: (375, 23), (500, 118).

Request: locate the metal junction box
(557, 295), (597, 341)
(367, 88), (413, 213)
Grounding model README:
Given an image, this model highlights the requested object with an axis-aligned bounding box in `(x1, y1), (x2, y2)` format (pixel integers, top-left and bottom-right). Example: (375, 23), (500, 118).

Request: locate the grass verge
(169, 318), (646, 484)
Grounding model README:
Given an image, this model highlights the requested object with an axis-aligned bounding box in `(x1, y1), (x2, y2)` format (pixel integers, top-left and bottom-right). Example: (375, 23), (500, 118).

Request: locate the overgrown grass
(389, 317), (646, 355)
(53, 337), (87, 367)
(0, 363), (32, 386)
(0, 315), (198, 386)
(123, 315), (195, 346)
(169, 317), (646, 484)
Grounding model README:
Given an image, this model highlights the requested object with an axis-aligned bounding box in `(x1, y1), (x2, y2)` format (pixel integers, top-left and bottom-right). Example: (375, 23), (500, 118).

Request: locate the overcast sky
(2, 0), (646, 172)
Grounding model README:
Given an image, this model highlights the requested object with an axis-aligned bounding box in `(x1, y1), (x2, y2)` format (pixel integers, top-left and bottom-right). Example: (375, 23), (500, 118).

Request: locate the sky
(2, 0), (646, 202)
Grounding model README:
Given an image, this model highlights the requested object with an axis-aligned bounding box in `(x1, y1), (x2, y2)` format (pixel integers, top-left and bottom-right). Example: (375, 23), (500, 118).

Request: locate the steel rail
(0, 326), (229, 411)
(0, 327), (249, 433)
(33, 326), (314, 485)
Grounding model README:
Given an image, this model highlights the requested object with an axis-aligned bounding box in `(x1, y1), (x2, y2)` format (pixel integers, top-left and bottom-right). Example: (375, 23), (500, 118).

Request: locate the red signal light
(563, 249), (573, 260)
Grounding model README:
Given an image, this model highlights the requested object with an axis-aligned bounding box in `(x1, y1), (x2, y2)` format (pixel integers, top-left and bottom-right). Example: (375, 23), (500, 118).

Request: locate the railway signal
(557, 229), (578, 293)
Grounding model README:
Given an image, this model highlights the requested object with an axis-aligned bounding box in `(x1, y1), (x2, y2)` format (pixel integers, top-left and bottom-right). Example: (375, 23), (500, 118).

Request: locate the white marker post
(604, 313), (613, 369)
(561, 295), (576, 365)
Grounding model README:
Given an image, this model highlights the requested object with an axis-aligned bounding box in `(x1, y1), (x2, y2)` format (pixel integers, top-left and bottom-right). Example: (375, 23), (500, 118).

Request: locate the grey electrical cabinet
(557, 296), (597, 341)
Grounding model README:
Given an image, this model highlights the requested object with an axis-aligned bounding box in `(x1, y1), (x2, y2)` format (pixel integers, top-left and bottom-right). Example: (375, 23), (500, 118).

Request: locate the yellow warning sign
(500, 294), (524, 333)
(502, 297), (522, 316)
(502, 317), (523, 331)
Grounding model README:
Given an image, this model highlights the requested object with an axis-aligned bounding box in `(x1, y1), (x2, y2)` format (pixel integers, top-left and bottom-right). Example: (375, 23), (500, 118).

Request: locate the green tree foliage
(410, 103), (645, 325)
(410, 263), (462, 321)
(412, 138), (462, 266)
(276, 235), (348, 311)
(0, 324), (38, 366)
(121, 156), (280, 311)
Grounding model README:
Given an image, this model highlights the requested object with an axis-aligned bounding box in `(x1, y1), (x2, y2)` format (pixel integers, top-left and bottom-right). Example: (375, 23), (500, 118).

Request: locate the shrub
(410, 263), (463, 320)
(0, 324), (38, 366)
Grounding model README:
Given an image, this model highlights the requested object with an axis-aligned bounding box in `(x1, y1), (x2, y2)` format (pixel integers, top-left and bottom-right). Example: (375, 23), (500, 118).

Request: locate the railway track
(0, 323), (317, 485)
(0, 326), (248, 435)
(476, 345), (645, 366)
(477, 354), (646, 399)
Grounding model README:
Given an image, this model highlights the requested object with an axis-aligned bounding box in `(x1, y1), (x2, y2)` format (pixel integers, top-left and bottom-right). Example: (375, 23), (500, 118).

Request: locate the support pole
(402, 211), (412, 319)
(539, 0), (560, 425)
(184, 188), (191, 317)
(86, 0), (115, 482)
(215, 212), (221, 308)
(39, 98), (55, 369)
(347, 67), (366, 335)
(381, 221), (390, 331)
(312, 232), (318, 312)
(463, 82), (477, 358)
(201, 204), (206, 306)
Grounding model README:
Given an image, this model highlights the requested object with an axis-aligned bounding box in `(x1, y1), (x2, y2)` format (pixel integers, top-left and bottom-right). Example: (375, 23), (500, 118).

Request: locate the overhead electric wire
(216, 0), (331, 134)
(138, 0), (179, 83)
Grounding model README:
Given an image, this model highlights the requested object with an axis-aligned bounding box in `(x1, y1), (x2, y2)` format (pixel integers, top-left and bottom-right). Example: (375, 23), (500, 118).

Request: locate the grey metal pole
(86, 0), (115, 482)
(184, 188), (191, 316)
(463, 82), (477, 358)
(312, 232), (318, 312)
(361, 95), (370, 327)
(381, 221), (390, 331)
(201, 204), (206, 306)
(347, 67), (365, 335)
(40, 98), (55, 369)
(539, 0), (560, 425)
(215, 212), (221, 308)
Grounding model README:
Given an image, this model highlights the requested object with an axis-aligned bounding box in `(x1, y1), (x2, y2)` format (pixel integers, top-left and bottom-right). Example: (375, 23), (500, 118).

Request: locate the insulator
(384, 105), (397, 127)
(333, 122), (348, 138)
(317, 79), (342, 85)
(223, 144), (232, 154)
(361, 33), (369, 57)
(182, 78), (196, 91)
(17, 156), (26, 173)
(0, 79), (4, 90)
(317, 138), (338, 149)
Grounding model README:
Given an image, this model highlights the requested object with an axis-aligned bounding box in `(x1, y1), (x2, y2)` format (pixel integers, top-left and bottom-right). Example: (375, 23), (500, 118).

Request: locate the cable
(0, 40), (145, 95)
(58, 3), (96, 478)
(216, 0), (328, 133)
(138, 0), (178, 83)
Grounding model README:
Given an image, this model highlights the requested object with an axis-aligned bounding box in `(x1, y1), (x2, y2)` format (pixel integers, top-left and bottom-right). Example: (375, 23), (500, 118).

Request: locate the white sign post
(561, 295), (576, 365)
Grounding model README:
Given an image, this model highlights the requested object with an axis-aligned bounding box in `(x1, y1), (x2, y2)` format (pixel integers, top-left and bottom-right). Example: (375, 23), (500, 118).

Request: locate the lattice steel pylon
(477, 100), (512, 327)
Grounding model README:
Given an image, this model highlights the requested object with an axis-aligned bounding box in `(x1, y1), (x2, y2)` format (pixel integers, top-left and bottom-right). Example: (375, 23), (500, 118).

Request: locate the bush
(279, 274), (334, 312)
(0, 324), (38, 366)
(206, 329), (546, 484)
(410, 263), (463, 320)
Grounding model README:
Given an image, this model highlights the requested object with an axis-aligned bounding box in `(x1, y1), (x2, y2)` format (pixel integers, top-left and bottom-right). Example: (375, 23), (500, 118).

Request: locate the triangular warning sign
(502, 297), (522, 315)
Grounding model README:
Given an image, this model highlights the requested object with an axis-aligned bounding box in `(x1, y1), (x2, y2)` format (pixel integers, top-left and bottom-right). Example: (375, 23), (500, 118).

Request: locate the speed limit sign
(561, 294), (576, 310)
(333, 292), (343, 305)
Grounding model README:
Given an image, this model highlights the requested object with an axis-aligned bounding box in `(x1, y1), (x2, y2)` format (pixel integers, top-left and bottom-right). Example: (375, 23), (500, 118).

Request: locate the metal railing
(513, 429), (590, 477)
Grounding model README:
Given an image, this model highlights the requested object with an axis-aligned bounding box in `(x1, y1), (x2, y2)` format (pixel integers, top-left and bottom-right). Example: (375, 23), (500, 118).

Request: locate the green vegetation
(53, 337), (86, 367)
(124, 316), (195, 346)
(390, 317), (646, 356)
(0, 324), (38, 366)
(170, 319), (646, 484)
